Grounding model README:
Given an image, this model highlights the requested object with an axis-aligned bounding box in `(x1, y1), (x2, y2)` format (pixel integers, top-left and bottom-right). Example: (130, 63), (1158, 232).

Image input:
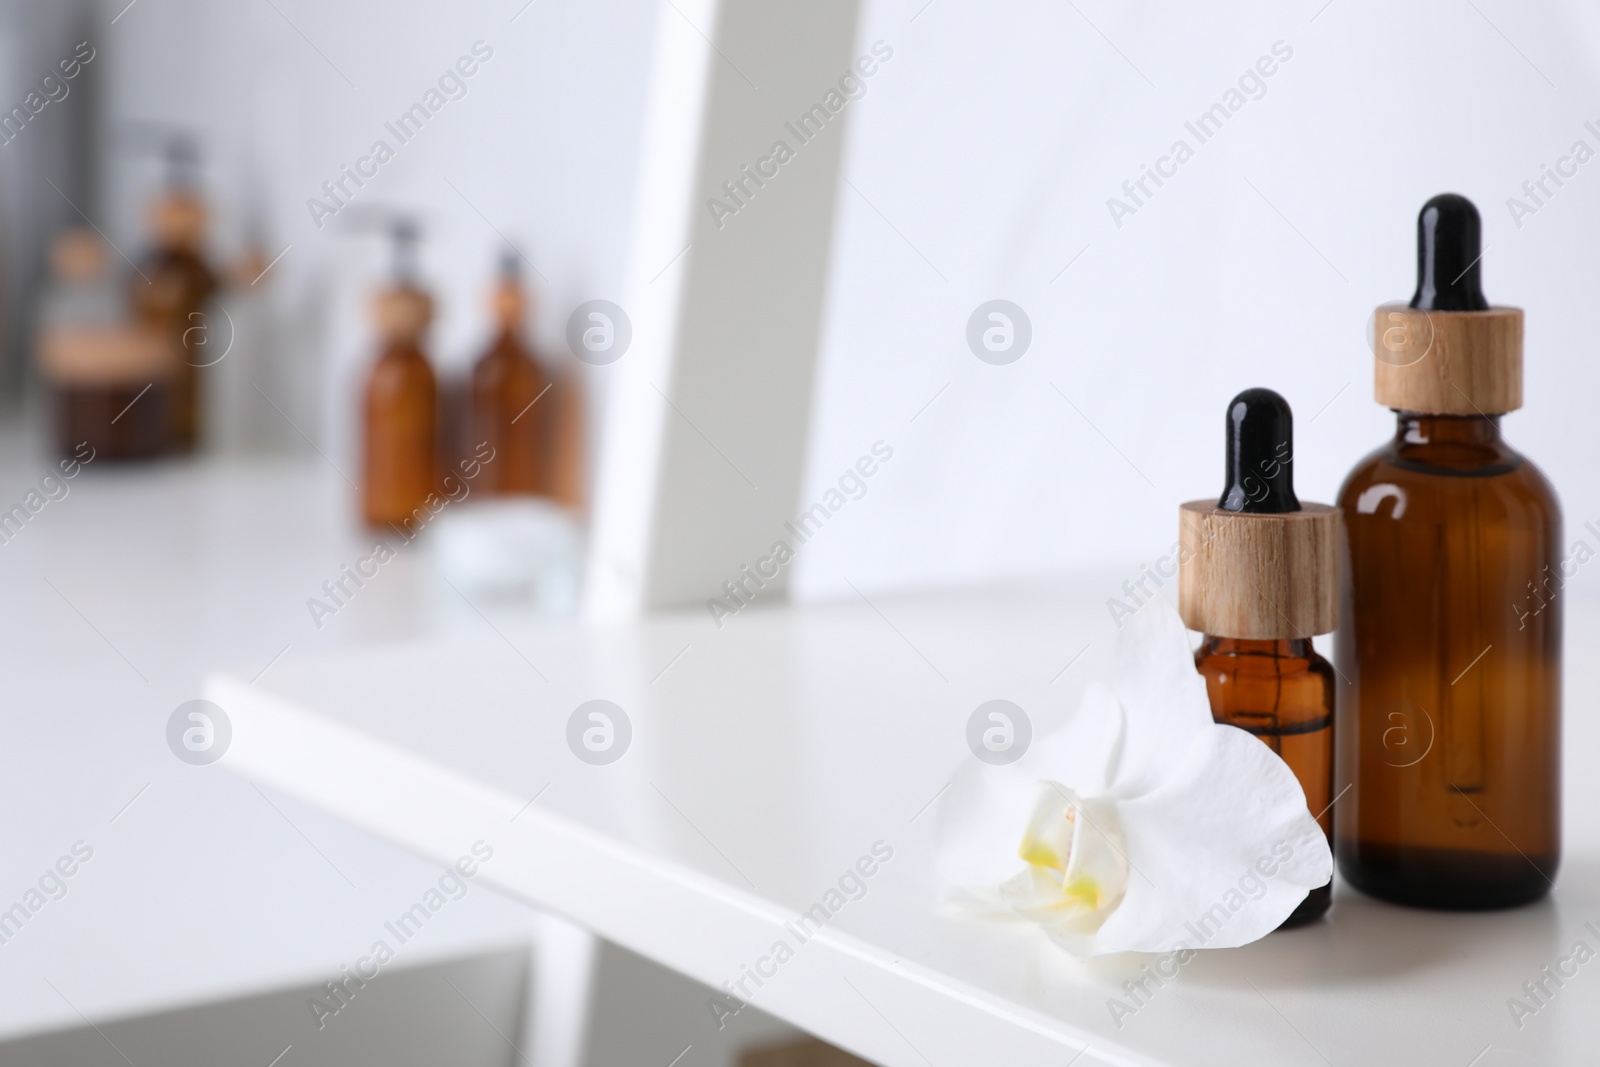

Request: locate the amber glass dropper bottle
(469, 251), (547, 496)
(1180, 388), (1340, 927)
(362, 220), (438, 530)
(1337, 194), (1560, 909)
(130, 135), (217, 453)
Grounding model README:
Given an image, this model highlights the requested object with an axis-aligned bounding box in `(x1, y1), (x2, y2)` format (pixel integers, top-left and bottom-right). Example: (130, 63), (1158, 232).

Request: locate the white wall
(794, 0), (1600, 603)
(79, 0), (1600, 603)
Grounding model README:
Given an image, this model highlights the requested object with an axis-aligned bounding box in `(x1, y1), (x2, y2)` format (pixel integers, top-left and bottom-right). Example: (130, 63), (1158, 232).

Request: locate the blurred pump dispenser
(129, 135), (218, 452)
(469, 251), (547, 496)
(37, 229), (171, 459)
(362, 219), (438, 529)
(1180, 388), (1340, 927)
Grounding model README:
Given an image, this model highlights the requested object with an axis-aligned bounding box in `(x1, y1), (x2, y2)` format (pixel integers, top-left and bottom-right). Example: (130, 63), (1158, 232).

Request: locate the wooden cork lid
(1375, 194), (1521, 415)
(1372, 305), (1522, 415)
(1178, 501), (1340, 639)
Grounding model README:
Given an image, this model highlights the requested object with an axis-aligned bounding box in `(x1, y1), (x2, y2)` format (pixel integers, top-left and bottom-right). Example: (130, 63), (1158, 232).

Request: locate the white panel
(587, 0), (867, 616)
(583, 0), (724, 620)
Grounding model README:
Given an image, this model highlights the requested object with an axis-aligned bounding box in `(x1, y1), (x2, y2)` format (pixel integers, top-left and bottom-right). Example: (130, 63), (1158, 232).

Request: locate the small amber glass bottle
(1337, 195), (1560, 909)
(362, 223), (438, 529)
(1181, 389), (1341, 927)
(469, 254), (547, 495)
(130, 171), (217, 453)
(1196, 637), (1335, 924)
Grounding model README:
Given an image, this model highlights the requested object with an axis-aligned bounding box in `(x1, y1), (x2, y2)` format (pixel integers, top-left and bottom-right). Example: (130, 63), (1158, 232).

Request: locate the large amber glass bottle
(1181, 388), (1341, 927)
(1336, 195), (1560, 909)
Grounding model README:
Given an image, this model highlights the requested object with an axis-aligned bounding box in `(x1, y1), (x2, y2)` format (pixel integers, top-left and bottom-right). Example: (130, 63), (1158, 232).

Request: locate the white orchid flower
(937, 596), (1332, 957)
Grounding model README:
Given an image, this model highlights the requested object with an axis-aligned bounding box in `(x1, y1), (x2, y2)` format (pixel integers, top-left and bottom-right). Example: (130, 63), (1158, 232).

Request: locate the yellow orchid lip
(1060, 875), (1102, 909)
(1019, 840), (1064, 870)
(1019, 830), (1103, 912)
(1002, 784), (1128, 936)
(1017, 795), (1078, 872)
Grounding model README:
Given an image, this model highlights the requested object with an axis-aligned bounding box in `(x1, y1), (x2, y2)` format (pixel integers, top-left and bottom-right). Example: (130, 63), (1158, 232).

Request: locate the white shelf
(211, 582), (1600, 1067)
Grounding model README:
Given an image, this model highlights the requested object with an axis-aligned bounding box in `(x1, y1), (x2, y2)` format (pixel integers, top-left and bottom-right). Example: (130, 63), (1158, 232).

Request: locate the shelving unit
(211, 582), (1600, 1066)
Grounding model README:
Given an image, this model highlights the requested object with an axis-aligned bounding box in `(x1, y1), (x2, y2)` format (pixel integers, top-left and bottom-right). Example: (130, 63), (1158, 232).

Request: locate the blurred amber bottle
(469, 254), (547, 495)
(1337, 195), (1559, 909)
(129, 141), (217, 452)
(1181, 388), (1340, 927)
(362, 223), (437, 529)
(544, 363), (586, 511)
(38, 229), (172, 459)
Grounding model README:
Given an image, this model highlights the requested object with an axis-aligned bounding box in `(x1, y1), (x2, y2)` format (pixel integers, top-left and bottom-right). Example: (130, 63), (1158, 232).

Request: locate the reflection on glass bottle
(1337, 195), (1560, 909)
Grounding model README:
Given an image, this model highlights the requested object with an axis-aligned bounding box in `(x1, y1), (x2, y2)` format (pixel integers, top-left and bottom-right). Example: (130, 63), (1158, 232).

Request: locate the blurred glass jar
(36, 229), (172, 460)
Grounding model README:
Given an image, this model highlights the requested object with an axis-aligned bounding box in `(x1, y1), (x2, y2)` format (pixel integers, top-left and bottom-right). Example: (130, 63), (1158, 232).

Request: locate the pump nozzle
(164, 134), (200, 192)
(498, 246), (522, 281)
(1410, 193), (1489, 312)
(389, 217), (420, 285)
(117, 123), (202, 190)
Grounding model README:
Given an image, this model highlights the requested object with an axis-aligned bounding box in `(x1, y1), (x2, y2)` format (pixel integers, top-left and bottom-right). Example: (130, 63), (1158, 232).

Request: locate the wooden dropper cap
(1373, 194), (1522, 415)
(1179, 389), (1339, 639)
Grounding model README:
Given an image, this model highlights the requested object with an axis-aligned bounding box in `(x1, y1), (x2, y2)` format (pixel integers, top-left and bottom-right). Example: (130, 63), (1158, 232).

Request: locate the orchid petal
(1107, 596), (1215, 795)
(1089, 723), (1331, 954)
(1027, 682), (1123, 795)
(935, 759), (1038, 910)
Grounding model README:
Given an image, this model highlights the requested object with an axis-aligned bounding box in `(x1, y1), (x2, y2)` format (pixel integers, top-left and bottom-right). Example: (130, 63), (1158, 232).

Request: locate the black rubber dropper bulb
(1219, 387), (1299, 514)
(1410, 193), (1489, 311)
